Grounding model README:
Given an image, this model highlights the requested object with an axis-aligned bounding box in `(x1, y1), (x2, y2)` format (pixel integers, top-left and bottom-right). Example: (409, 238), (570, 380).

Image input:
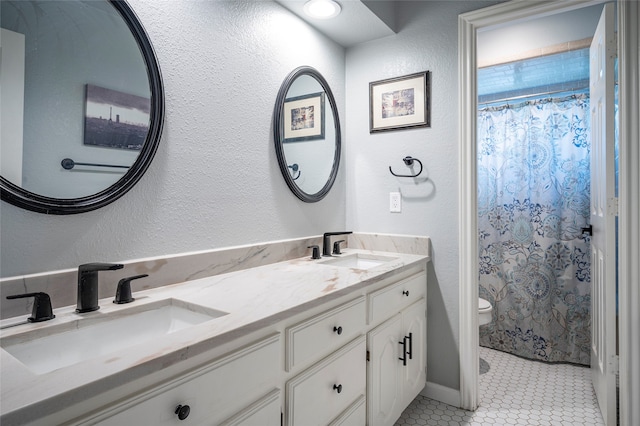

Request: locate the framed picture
(84, 84), (150, 150)
(283, 92), (325, 142)
(369, 71), (431, 133)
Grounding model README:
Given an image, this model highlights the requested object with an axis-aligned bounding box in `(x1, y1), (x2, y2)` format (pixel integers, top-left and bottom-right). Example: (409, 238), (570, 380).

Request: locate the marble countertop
(0, 248), (429, 425)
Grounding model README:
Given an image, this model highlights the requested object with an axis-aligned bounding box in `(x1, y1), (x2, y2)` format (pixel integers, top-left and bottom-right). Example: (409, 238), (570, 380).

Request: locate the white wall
(477, 4), (603, 64)
(345, 0), (501, 393)
(0, 0), (346, 278)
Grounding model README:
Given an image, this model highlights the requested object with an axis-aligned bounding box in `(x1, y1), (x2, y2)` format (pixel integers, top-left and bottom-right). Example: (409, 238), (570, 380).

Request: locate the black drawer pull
(402, 290), (410, 296)
(406, 332), (413, 360)
(333, 384), (343, 393)
(333, 326), (343, 335)
(175, 404), (190, 420)
(399, 337), (407, 366)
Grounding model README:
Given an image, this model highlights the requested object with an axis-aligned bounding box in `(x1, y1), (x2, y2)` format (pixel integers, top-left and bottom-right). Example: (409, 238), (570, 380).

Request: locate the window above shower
(478, 48), (590, 105)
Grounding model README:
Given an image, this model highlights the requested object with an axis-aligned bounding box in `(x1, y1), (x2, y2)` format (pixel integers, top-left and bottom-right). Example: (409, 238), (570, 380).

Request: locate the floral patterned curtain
(478, 94), (592, 365)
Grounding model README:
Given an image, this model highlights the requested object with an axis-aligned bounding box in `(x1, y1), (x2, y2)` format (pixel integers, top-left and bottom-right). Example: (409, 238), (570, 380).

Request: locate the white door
(401, 299), (427, 408)
(589, 3), (617, 425)
(367, 314), (403, 426)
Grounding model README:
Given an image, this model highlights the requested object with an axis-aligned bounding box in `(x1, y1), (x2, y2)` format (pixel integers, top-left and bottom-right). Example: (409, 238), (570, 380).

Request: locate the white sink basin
(320, 253), (397, 270)
(1, 299), (227, 375)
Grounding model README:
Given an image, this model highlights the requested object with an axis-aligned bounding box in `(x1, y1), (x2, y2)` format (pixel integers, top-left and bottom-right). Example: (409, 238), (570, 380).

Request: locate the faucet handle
(114, 274), (148, 304)
(332, 240), (345, 255)
(307, 245), (321, 260)
(6, 292), (56, 322)
(79, 263), (124, 273)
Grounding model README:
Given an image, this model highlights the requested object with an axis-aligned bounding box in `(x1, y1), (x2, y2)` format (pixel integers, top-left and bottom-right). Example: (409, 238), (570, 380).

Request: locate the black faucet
(322, 232), (353, 257)
(77, 263), (124, 313)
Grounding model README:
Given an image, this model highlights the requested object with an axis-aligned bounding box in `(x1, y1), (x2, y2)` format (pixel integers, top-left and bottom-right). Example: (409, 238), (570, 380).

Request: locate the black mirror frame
(273, 66), (341, 203)
(0, 0), (165, 215)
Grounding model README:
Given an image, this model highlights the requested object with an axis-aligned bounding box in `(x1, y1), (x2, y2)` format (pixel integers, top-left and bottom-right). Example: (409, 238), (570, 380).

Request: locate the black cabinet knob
(333, 326), (343, 335)
(333, 384), (343, 393)
(175, 404), (190, 420)
(402, 290), (410, 296)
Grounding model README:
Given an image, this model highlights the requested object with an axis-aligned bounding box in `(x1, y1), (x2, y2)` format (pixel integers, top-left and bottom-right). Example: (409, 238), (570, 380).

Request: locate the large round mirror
(0, 0), (164, 214)
(274, 66), (341, 202)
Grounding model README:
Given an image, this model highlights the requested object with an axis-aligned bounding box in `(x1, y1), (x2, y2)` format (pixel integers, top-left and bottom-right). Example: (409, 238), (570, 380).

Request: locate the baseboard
(420, 382), (461, 408)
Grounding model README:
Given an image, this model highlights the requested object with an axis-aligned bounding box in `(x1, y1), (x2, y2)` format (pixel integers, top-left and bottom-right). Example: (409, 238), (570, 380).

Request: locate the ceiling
(274, 0), (397, 47)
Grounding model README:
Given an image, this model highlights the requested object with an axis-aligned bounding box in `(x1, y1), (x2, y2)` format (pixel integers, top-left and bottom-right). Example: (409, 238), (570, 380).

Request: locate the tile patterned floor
(395, 346), (605, 426)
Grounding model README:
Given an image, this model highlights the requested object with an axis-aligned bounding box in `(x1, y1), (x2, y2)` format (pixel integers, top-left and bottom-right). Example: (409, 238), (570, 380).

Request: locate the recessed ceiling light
(303, 0), (341, 19)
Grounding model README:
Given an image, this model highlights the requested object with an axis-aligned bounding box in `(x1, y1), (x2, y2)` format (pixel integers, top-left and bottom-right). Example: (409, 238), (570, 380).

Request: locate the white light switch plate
(390, 192), (401, 213)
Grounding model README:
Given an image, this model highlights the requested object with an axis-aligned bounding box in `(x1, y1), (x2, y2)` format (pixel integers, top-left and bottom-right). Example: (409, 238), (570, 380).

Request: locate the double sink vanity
(1, 235), (430, 426)
(0, 2), (430, 424)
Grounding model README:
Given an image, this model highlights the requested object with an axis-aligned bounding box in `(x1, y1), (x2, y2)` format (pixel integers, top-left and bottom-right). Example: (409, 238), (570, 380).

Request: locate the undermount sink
(1, 298), (228, 375)
(320, 253), (398, 270)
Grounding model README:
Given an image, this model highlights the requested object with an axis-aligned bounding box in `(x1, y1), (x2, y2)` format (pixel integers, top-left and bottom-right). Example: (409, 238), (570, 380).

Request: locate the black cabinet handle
(402, 290), (410, 296)
(399, 337), (407, 366)
(333, 326), (343, 335)
(406, 332), (413, 360)
(175, 404), (190, 420)
(333, 384), (343, 393)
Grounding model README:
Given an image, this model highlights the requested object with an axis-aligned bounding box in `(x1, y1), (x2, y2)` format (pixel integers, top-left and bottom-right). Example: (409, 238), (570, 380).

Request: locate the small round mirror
(273, 67), (341, 202)
(0, 0), (164, 214)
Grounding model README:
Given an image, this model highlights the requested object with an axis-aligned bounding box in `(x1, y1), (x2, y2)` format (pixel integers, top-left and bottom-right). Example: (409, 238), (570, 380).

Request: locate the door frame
(457, 1), (640, 425)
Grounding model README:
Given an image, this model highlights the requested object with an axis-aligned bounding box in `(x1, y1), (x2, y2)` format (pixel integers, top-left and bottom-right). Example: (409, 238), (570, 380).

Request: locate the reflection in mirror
(0, 0), (164, 214)
(274, 67), (341, 202)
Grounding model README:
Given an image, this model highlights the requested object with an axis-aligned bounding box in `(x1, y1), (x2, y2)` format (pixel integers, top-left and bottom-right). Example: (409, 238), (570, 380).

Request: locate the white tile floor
(395, 346), (605, 426)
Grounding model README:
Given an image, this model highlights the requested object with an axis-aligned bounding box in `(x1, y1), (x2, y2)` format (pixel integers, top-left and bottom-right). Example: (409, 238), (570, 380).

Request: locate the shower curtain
(478, 94), (592, 365)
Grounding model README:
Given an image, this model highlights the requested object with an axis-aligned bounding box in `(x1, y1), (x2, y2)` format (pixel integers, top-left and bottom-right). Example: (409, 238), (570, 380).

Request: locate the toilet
(479, 297), (493, 326)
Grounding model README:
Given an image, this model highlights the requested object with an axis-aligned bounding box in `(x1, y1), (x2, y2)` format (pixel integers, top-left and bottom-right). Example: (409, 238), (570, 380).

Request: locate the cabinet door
(401, 298), (427, 408)
(367, 314), (403, 426)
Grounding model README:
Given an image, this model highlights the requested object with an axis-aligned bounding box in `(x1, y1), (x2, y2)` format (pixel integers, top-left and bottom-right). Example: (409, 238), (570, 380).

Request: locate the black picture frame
(369, 71), (431, 133)
(283, 92), (325, 143)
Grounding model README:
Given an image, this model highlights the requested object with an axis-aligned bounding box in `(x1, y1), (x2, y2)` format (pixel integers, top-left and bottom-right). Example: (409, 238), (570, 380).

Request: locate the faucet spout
(322, 231), (353, 257)
(77, 263), (124, 313)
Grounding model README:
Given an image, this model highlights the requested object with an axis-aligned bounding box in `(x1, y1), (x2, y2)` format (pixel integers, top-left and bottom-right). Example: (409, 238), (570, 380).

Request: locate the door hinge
(610, 354), (619, 374)
(366, 350), (370, 362)
(608, 197), (619, 216)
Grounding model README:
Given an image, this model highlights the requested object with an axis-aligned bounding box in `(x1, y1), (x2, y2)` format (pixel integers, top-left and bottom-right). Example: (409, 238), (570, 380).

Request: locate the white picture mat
(284, 95), (323, 140)
(371, 74), (427, 130)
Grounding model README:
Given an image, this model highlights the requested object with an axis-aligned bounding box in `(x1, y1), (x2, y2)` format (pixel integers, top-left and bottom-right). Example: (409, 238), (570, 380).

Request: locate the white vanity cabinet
(83, 334), (281, 426)
(366, 273), (427, 426)
(17, 258), (429, 426)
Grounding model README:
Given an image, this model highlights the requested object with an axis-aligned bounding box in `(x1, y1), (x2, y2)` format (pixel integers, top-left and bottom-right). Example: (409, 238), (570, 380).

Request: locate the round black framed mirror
(0, 0), (164, 214)
(274, 66), (341, 203)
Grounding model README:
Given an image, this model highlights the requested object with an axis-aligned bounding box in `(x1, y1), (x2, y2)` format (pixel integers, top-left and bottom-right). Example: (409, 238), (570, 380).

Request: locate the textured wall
(0, 0), (346, 277)
(345, 0), (501, 392)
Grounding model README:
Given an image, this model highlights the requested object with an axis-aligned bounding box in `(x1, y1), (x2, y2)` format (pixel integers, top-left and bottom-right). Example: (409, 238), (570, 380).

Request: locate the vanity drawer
(219, 389), (281, 426)
(285, 336), (366, 426)
(286, 296), (365, 371)
(368, 272), (426, 325)
(329, 395), (366, 426)
(92, 334), (280, 426)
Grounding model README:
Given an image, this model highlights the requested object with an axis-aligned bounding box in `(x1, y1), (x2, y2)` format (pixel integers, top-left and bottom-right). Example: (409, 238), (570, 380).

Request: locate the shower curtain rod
(479, 82), (589, 107)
